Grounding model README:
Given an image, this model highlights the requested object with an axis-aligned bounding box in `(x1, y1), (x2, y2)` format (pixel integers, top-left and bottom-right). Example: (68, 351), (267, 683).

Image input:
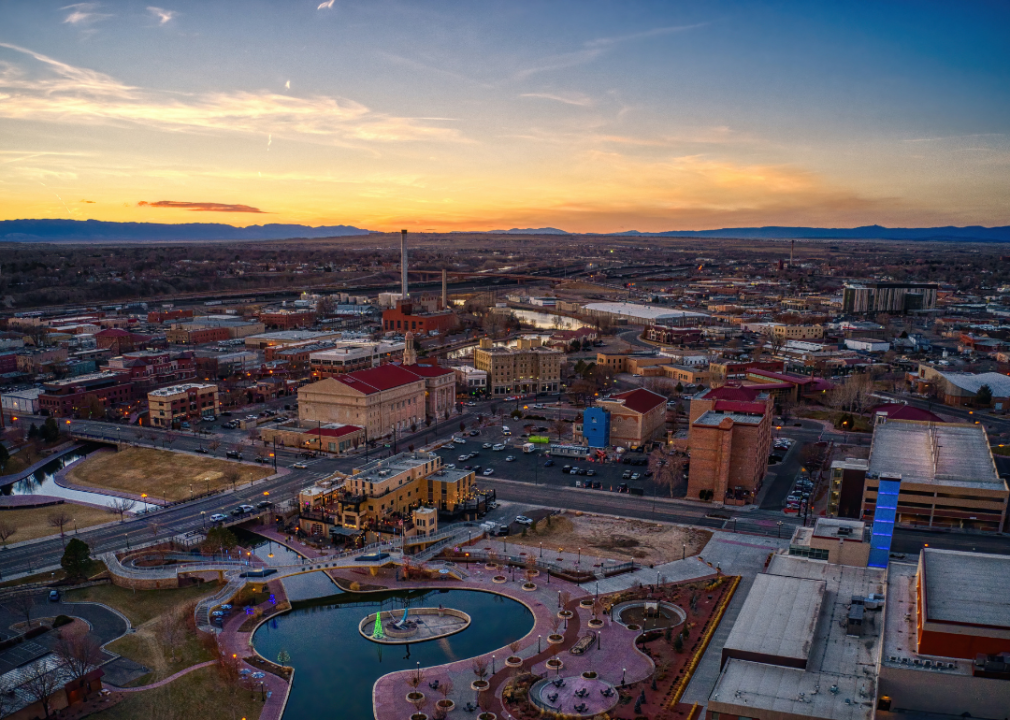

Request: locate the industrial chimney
(441, 268), (447, 309)
(400, 229), (409, 299)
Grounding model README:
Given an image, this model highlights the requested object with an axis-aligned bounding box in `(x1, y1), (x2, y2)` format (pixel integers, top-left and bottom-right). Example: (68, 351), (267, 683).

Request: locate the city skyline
(1, 0), (1008, 232)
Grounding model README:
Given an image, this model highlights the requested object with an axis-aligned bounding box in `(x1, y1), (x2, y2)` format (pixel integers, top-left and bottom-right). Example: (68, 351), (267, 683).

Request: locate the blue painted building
(582, 406), (610, 448)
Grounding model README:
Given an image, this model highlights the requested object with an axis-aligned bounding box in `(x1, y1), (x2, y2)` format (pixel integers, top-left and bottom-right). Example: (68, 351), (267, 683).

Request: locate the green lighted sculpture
(372, 612), (385, 640)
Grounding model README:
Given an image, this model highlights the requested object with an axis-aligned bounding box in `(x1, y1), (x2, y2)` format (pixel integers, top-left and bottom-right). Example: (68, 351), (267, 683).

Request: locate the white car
(467, 401), (477, 406)
(444, 444), (455, 450)
(483, 467), (494, 476)
(209, 513), (228, 523)
(492, 443), (506, 451)
(504, 455), (515, 462)
(458, 455), (469, 462)
(292, 462), (309, 469)
(446, 463), (456, 469)
(483, 443), (493, 449)
(238, 504), (255, 514)
(515, 515), (533, 525)
(501, 426), (512, 436)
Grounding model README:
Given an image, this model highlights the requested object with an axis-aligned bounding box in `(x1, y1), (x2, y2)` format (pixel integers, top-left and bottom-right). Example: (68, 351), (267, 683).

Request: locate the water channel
(507, 308), (587, 330)
(0, 444), (160, 511)
(254, 576), (534, 719)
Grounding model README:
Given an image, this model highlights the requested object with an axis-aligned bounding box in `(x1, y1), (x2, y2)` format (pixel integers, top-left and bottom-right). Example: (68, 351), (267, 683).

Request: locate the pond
(254, 582), (534, 719)
(231, 528), (305, 567)
(508, 309), (587, 331)
(0, 444), (160, 511)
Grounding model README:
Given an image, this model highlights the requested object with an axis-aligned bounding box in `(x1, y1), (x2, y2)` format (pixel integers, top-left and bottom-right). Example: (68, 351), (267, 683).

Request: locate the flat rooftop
(353, 451), (439, 483)
(723, 573), (825, 665)
(148, 383), (217, 397)
(921, 548), (1010, 628)
(868, 419), (1004, 491)
(693, 409), (764, 427)
(813, 518), (867, 541)
(711, 555), (885, 720)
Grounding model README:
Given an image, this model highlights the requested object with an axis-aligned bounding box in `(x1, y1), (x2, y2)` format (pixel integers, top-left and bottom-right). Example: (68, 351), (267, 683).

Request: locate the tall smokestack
(400, 229), (409, 299)
(790, 239), (795, 267)
(441, 269), (447, 309)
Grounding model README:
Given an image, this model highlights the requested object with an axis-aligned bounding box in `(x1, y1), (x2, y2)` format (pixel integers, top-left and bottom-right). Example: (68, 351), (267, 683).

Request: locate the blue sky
(0, 0), (1007, 231)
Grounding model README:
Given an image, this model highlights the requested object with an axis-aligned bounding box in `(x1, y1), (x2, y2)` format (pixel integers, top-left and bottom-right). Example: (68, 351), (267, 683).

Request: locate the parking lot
(430, 424), (667, 497)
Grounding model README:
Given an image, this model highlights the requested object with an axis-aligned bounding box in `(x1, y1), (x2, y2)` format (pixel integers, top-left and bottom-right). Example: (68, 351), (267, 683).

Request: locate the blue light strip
(868, 478), (900, 568)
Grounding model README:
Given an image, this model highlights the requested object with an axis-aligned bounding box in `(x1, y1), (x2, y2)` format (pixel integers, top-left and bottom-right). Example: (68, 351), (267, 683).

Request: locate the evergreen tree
(61, 538), (95, 580)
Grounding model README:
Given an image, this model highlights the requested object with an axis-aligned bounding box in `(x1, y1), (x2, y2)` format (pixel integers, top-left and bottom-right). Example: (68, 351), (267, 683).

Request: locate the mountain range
(1, 219), (1009, 243)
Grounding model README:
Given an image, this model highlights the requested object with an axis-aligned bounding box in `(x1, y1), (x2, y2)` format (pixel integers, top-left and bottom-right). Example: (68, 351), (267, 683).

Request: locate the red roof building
(869, 403), (945, 423)
(595, 388), (668, 448)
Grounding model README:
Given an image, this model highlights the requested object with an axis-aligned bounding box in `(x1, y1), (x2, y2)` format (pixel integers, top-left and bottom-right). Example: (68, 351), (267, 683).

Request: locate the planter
(547, 634), (564, 644)
(581, 670), (598, 680)
(579, 599), (594, 608)
(436, 699), (455, 712)
(526, 569), (540, 578)
(558, 609), (573, 619)
(410, 714), (428, 720)
(505, 656), (523, 668)
(485, 563), (497, 570)
(588, 618), (604, 628)
(492, 575), (507, 584)
(545, 658), (563, 670)
(471, 680), (489, 692)
(478, 713), (497, 720)
(522, 583), (537, 591)
(407, 692), (425, 703)
(626, 623), (641, 631)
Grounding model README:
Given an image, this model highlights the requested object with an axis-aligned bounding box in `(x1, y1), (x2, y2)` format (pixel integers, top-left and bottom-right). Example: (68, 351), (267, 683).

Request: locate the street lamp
(537, 634), (542, 653)
(622, 667), (626, 687)
(777, 520), (784, 538)
(201, 511), (206, 527)
(682, 543), (686, 560)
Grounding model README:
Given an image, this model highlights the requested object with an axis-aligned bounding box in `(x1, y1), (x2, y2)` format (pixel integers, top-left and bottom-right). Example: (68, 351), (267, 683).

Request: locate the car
(464, 465), (473, 470)
(473, 465), (482, 473)
(589, 480), (602, 489)
(483, 467), (494, 476)
(495, 525), (510, 536)
(576, 467), (587, 476)
(569, 467), (579, 475)
(469, 451), (480, 459)
(515, 515), (533, 525)
(209, 513), (228, 522)
(195, 447), (209, 454)
(505, 455), (515, 462)
(48, 589), (60, 602)
(622, 470), (631, 479)
(458, 455), (469, 462)
(446, 463), (456, 469)
(256, 500), (274, 509)
(180, 421), (191, 429)
(617, 483), (629, 493)
(631, 473), (641, 481)
(487, 501), (498, 509)
(444, 444), (455, 450)
(469, 429), (480, 436)
(255, 456), (269, 464)
(585, 469), (596, 476)
(292, 462), (309, 469)
(467, 401), (477, 406)
(483, 442), (493, 449)
(221, 411), (233, 417)
(246, 415), (258, 420)
(501, 426), (511, 436)
(239, 504), (255, 513)
(230, 507), (246, 516)
(544, 459), (554, 467)
(562, 465), (572, 473)
(492, 443), (505, 451)
(226, 450), (242, 459)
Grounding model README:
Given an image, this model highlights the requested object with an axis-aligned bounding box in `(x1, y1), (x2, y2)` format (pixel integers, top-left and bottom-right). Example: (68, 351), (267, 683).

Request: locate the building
(708, 359), (785, 386)
(94, 328), (146, 355)
(16, 347), (68, 374)
(259, 421), (364, 454)
(103, 350), (196, 395)
(828, 458), (871, 519)
(244, 330), (342, 350)
(686, 385), (773, 504)
(787, 518), (870, 566)
(308, 341), (405, 377)
(452, 366), (487, 394)
(862, 419), (1009, 532)
(878, 549), (1010, 718)
(259, 309), (316, 329)
(707, 554), (884, 720)
(844, 337), (891, 353)
(910, 365), (1010, 411)
(842, 282), (938, 315)
(39, 371), (134, 417)
(298, 365), (425, 438)
(1, 388), (42, 415)
(593, 388), (667, 449)
(771, 324), (824, 341)
(473, 337), (562, 396)
(147, 383), (219, 427)
(382, 298), (457, 335)
(147, 309), (193, 324)
(643, 325), (703, 346)
(581, 302), (708, 327)
(580, 406), (610, 448)
(165, 325), (230, 345)
(662, 364), (710, 386)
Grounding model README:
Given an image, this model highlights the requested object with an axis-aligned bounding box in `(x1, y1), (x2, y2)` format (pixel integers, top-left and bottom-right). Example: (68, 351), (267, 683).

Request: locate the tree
(471, 656), (489, 685)
(53, 629), (103, 699)
(0, 518), (17, 547)
(0, 442), (8, 474)
(47, 510), (72, 547)
(10, 591), (36, 629)
(650, 450), (686, 498)
(42, 417), (60, 443)
(156, 608), (186, 663)
(27, 422), (40, 441)
(222, 469), (242, 492)
(61, 538), (95, 580)
(107, 497), (136, 523)
(21, 659), (60, 719)
(977, 383), (993, 407)
(550, 419), (567, 442)
(202, 526), (238, 557)
(208, 439), (221, 456)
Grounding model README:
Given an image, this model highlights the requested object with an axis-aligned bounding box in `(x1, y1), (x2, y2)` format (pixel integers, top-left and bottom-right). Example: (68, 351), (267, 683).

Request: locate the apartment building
(16, 347), (68, 374)
(104, 350), (196, 396)
(39, 371), (134, 417)
(259, 309), (316, 329)
(591, 387), (667, 449)
(771, 323), (824, 341)
(473, 337), (562, 396)
(842, 281), (938, 315)
(687, 385), (773, 504)
(147, 383), (219, 428)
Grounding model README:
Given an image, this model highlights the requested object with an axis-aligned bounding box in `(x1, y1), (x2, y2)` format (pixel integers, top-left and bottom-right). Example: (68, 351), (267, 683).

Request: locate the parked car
(226, 450), (242, 459)
(483, 442), (493, 449)
(458, 454), (469, 462)
(469, 429), (480, 436)
(195, 447), (209, 454)
(562, 465), (573, 473)
(48, 590), (60, 602)
(622, 470), (632, 479)
(495, 525), (510, 536)
(585, 469), (596, 476)
(504, 455), (515, 462)
(483, 467), (494, 476)
(492, 443), (505, 451)
(630, 473), (641, 481)
(589, 480), (602, 489)
(515, 515), (533, 525)
(544, 459), (555, 467)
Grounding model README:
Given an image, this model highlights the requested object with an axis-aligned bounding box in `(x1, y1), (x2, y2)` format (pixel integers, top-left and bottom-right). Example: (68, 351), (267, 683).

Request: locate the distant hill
(613, 225), (1010, 241)
(0, 219), (370, 242)
(486, 227), (570, 235)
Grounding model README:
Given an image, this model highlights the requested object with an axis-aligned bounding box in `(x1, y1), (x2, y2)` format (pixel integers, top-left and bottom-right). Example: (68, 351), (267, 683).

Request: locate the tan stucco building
(473, 337), (561, 395)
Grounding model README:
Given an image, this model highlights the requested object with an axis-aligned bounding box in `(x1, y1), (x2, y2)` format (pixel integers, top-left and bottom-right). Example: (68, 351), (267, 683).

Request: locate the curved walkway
(107, 660), (218, 692)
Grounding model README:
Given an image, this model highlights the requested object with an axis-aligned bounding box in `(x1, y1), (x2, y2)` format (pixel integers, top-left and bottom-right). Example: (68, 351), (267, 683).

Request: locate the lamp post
(201, 511), (206, 528)
(539, 542), (543, 558)
(557, 590), (561, 608)
(492, 655), (496, 674)
(682, 543), (686, 560)
(537, 634), (542, 653)
(777, 520), (784, 538)
(577, 546), (581, 564)
(622, 667), (626, 687)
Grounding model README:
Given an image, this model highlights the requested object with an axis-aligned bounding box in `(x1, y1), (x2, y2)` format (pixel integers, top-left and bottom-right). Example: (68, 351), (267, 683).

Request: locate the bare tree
(650, 449), (686, 498)
(550, 419), (567, 442)
(437, 678), (454, 711)
(208, 439), (222, 456)
(53, 629), (103, 699)
(164, 431), (177, 447)
(155, 608), (185, 663)
(471, 656), (489, 685)
(223, 469), (242, 492)
(407, 665), (426, 694)
(47, 510), (72, 547)
(107, 497), (136, 523)
(21, 660), (60, 719)
(0, 519), (17, 548)
(559, 591), (571, 610)
(10, 591), (36, 630)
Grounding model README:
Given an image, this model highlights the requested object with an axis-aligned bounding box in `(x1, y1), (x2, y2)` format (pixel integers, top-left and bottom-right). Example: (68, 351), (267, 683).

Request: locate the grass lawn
(106, 618), (216, 686)
(65, 447), (272, 503)
(64, 582), (221, 626)
(89, 665), (265, 720)
(0, 502), (113, 544)
(0, 560), (108, 589)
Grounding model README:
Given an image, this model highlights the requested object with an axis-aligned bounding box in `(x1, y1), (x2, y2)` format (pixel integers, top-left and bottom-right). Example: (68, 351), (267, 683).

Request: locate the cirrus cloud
(138, 200), (268, 213)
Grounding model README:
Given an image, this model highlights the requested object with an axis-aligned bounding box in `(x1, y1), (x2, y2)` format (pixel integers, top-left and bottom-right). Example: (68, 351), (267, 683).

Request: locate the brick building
(382, 298), (457, 335)
(39, 371), (134, 417)
(165, 326), (230, 345)
(104, 350), (196, 396)
(259, 309), (316, 330)
(593, 388), (667, 449)
(16, 347), (68, 374)
(147, 383), (219, 428)
(686, 385), (773, 504)
(94, 328), (138, 355)
(474, 337), (562, 395)
(299, 364), (426, 438)
(147, 309), (193, 324)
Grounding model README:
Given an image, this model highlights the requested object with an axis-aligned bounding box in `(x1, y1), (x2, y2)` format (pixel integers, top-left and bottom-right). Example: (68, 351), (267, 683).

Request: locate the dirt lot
(0, 502), (112, 543)
(66, 447), (272, 503)
(504, 512), (711, 565)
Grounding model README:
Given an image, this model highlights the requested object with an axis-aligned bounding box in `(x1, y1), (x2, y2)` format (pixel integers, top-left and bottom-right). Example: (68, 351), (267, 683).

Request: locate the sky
(0, 0), (1008, 233)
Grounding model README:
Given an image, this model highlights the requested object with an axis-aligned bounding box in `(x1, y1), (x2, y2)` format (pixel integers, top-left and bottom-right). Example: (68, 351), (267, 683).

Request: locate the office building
(842, 282), (938, 315)
(788, 518), (870, 566)
(473, 337), (561, 396)
(39, 371), (134, 417)
(309, 341), (405, 377)
(147, 383), (219, 428)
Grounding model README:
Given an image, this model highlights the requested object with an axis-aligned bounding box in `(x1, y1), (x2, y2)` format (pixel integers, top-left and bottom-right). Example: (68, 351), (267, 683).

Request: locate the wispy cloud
(138, 200), (268, 213)
(519, 92), (592, 107)
(585, 23), (707, 49)
(147, 6), (177, 25)
(61, 2), (111, 26)
(317, 0), (335, 9)
(0, 43), (464, 146)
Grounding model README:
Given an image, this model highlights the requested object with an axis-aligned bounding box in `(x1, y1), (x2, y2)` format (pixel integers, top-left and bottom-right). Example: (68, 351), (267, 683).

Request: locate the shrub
(53, 615), (73, 628)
